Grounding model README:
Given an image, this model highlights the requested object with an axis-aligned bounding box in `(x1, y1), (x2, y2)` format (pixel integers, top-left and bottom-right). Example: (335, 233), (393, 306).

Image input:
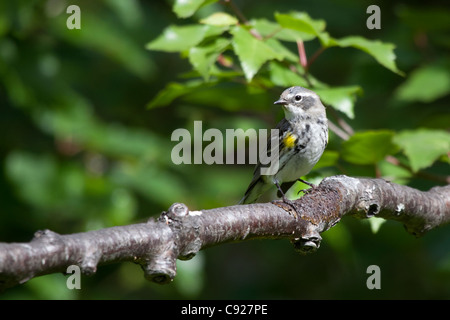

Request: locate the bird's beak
(274, 98), (288, 105)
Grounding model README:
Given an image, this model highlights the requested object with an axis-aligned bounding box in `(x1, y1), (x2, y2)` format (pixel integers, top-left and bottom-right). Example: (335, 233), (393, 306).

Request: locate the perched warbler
(240, 86), (328, 204)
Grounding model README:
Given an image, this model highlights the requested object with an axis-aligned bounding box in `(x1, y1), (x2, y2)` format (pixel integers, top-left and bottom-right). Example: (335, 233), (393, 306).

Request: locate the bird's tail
(239, 177), (270, 204)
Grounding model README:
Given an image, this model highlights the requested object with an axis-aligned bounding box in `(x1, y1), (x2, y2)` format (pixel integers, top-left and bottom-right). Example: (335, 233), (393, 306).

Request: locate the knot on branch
(141, 245), (177, 285)
(80, 247), (102, 276)
(291, 228), (322, 254)
(32, 229), (63, 245)
(272, 184), (342, 254)
(141, 202), (205, 285)
(158, 202), (202, 260)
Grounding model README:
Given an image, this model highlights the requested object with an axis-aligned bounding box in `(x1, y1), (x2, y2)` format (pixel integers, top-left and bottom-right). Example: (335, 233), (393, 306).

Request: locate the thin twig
(327, 106), (355, 136)
(263, 27), (283, 40)
(385, 155), (450, 184)
(221, 0), (263, 40)
(328, 120), (350, 140)
(306, 46), (326, 72)
(222, 0), (249, 24)
(297, 40), (308, 69)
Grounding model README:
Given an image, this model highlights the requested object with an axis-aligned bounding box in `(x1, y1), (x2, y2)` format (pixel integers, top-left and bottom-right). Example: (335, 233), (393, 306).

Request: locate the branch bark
(0, 175), (449, 291)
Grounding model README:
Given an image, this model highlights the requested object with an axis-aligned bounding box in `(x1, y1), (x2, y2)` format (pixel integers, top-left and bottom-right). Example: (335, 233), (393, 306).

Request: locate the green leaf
(342, 130), (399, 165)
(315, 86), (363, 119)
(274, 11), (334, 46)
(251, 18), (316, 42)
(264, 38), (299, 62)
(275, 11), (324, 37)
(269, 61), (308, 87)
(200, 12), (238, 27)
(188, 38), (230, 81)
(146, 24), (224, 52)
(183, 84), (270, 111)
(230, 26), (284, 81)
(314, 150), (339, 169)
(147, 79), (217, 108)
(378, 158), (412, 184)
(369, 217), (386, 234)
(173, 0), (217, 19)
(393, 129), (450, 172)
(335, 36), (404, 76)
(147, 80), (215, 108)
(395, 64), (450, 102)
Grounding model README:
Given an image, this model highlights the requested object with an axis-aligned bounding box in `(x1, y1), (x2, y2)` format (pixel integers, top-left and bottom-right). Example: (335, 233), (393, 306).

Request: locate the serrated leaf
(315, 86), (363, 119)
(342, 130), (400, 165)
(264, 38), (299, 62)
(395, 64), (450, 102)
(146, 24), (224, 52)
(269, 61), (308, 87)
(275, 11), (325, 36)
(393, 129), (450, 172)
(251, 18), (316, 42)
(188, 38), (230, 81)
(200, 12), (238, 27)
(335, 36), (404, 76)
(230, 26), (284, 81)
(274, 12), (334, 45)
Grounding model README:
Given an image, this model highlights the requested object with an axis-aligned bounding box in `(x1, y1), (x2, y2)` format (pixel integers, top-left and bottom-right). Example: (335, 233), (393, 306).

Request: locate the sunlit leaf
(188, 38), (230, 81)
(147, 80), (217, 108)
(275, 12), (325, 37)
(342, 130), (399, 165)
(315, 86), (363, 119)
(251, 18), (316, 42)
(230, 26), (284, 81)
(335, 36), (404, 76)
(369, 217), (386, 234)
(146, 24), (225, 52)
(264, 38), (299, 62)
(395, 64), (450, 102)
(314, 150), (339, 169)
(274, 11), (334, 46)
(269, 61), (308, 87)
(200, 12), (238, 27)
(378, 158), (412, 184)
(173, 0), (217, 19)
(393, 129), (450, 172)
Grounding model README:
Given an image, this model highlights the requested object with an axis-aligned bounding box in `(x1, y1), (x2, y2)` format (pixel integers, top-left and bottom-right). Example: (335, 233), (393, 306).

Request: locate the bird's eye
(294, 95), (302, 101)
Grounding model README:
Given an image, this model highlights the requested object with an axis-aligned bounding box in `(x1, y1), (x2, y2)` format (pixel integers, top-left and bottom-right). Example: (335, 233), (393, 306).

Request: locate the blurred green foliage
(0, 0), (449, 299)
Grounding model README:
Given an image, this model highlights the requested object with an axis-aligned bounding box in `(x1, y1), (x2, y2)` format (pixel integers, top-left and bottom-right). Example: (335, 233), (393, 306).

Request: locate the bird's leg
(274, 179), (288, 202)
(274, 179), (298, 218)
(296, 178), (315, 188)
(296, 178), (316, 195)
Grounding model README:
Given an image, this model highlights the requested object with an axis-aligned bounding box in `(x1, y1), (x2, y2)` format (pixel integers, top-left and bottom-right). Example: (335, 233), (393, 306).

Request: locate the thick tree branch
(0, 175), (449, 290)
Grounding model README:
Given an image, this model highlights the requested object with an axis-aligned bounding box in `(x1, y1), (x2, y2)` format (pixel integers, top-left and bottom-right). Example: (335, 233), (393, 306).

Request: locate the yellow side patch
(283, 133), (296, 149)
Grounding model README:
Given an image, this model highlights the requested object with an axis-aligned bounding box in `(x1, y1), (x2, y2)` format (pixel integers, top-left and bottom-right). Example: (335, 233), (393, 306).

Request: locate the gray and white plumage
(240, 86), (328, 204)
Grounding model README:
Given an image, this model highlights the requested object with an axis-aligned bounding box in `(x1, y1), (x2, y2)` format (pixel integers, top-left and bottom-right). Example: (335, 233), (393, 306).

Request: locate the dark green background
(0, 0), (449, 299)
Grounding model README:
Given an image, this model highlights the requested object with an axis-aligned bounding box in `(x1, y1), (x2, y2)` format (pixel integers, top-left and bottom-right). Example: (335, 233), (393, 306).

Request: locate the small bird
(240, 86), (328, 204)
